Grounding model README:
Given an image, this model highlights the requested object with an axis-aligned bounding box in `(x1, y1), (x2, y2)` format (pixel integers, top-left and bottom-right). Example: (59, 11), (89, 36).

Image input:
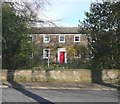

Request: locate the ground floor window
(43, 49), (50, 59)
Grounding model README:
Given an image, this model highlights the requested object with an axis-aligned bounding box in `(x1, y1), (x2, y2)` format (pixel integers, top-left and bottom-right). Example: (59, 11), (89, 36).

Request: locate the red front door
(60, 52), (65, 63)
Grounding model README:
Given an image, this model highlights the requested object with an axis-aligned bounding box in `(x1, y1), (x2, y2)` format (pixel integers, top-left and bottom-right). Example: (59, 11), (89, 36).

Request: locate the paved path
(2, 87), (119, 103)
(2, 82), (119, 90)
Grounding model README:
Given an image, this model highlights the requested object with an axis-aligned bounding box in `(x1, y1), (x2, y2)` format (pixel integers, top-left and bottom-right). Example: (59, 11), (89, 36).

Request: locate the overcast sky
(38, 0), (99, 27)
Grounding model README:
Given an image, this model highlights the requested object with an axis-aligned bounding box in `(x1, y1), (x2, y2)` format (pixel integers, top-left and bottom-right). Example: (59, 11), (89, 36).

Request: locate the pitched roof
(29, 27), (80, 34)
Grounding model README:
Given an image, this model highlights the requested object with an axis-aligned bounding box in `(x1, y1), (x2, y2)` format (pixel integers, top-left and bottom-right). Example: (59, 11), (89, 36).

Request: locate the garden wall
(1, 69), (119, 83)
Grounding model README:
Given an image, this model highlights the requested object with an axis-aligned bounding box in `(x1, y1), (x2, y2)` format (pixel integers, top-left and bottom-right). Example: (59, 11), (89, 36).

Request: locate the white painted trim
(43, 48), (50, 59)
(57, 48), (67, 63)
(43, 35), (50, 43)
(74, 35), (80, 42)
(59, 35), (65, 43)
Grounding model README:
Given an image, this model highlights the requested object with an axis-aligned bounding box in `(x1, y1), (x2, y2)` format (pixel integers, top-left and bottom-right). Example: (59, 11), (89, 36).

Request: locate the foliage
(33, 62), (90, 70)
(66, 45), (89, 68)
(2, 4), (34, 69)
(79, 1), (120, 70)
(66, 45), (77, 62)
(4, 1), (54, 27)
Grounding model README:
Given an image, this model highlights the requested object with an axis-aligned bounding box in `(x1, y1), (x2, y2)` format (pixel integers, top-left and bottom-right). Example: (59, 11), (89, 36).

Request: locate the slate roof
(29, 27), (80, 34)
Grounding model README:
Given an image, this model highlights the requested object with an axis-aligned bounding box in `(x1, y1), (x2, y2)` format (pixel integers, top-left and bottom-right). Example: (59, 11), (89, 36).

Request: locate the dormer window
(74, 35), (80, 42)
(43, 35), (50, 43)
(59, 35), (65, 43)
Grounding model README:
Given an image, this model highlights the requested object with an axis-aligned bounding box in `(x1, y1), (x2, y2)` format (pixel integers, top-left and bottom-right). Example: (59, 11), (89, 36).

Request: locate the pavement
(1, 81), (119, 90)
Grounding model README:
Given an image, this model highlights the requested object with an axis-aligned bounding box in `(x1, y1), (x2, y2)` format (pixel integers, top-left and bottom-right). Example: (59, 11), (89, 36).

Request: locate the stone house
(29, 27), (88, 65)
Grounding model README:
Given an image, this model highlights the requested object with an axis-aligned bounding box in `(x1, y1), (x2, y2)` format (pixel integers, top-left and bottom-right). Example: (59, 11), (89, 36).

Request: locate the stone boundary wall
(0, 69), (119, 82)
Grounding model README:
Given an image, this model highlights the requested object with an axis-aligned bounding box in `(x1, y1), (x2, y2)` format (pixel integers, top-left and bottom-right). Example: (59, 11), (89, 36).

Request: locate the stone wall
(1, 69), (119, 82)
(102, 69), (119, 83)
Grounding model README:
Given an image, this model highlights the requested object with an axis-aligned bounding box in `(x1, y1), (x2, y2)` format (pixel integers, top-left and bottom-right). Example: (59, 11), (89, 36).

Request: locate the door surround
(58, 48), (67, 63)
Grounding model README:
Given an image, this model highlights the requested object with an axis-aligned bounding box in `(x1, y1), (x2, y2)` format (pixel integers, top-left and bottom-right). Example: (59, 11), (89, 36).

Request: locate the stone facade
(30, 27), (88, 64)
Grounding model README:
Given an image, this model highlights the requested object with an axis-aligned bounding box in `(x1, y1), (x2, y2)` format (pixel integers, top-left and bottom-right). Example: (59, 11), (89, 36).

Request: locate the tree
(0, 2), (2, 69)
(4, 1), (45, 21)
(79, 1), (120, 82)
(4, 1), (55, 27)
(66, 45), (88, 68)
(2, 1), (52, 69)
(79, 2), (120, 68)
(2, 3), (33, 69)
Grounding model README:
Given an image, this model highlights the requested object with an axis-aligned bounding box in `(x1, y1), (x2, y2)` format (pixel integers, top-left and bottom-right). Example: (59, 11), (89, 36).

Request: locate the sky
(38, 0), (99, 27)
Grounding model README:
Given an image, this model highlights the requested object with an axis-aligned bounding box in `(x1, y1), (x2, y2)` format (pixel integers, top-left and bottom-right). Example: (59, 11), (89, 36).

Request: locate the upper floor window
(43, 49), (50, 59)
(43, 35), (50, 43)
(74, 35), (80, 42)
(59, 35), (65, 42)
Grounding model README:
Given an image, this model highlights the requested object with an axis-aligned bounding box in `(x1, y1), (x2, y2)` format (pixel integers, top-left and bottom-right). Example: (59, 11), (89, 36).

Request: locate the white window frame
(74, 35), (80, 42)
(43, 35), (50, 43)
(59, 35), (65, 43)
(43, 49), (50, 59)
